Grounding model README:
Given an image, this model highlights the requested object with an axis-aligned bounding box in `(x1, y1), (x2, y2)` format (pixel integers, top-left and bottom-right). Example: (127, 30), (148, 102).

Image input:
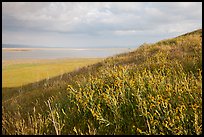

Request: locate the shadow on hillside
(2, 61), (105, 101)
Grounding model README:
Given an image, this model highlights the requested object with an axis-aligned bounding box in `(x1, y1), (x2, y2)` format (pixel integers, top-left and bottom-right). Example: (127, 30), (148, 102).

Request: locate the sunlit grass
(2, 29), (202, 135)
(2, 58), (102, 87)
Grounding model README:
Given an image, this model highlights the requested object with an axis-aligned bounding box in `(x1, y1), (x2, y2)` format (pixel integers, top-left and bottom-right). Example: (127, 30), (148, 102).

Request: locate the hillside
(2, 29), (202, 135)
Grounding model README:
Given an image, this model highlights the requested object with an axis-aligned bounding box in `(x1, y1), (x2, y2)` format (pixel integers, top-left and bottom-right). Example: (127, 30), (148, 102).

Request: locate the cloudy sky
(2, 2), (202, 48)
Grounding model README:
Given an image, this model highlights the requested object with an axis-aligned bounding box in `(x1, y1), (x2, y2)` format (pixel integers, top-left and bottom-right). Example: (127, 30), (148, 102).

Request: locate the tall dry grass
(2, 29), (202, 135)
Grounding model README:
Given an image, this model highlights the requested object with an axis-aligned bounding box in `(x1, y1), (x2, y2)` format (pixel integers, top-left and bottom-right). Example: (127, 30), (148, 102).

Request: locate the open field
(2, 58), (102, 87)
(2, 29), (202, 135)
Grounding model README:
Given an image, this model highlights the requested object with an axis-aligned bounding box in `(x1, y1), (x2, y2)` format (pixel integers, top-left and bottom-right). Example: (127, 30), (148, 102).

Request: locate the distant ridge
(2, 43), (136, 49)
(2, 44), (49, 48)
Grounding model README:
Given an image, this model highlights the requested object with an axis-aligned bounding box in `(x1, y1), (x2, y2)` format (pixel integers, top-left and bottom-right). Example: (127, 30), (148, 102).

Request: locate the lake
(2, 48), (132, 60)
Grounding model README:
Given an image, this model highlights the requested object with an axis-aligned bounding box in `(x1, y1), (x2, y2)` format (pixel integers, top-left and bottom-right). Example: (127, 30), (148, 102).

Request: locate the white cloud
(2, 2), (202, 47)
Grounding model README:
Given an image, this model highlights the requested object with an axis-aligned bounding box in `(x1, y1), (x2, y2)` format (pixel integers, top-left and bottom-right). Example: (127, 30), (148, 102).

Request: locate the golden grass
(2, 29), (202, 135)
(2, 58), (102, 87)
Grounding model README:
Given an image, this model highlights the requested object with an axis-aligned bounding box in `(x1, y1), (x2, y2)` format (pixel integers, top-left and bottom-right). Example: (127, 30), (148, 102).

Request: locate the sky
(2, 2), (202, 48)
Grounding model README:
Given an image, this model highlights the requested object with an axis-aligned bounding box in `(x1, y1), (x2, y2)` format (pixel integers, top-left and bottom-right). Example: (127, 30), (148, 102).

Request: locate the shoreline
(2, 47), (132, 51)
(2, 57), (104, 62)
(2, 57), (104, 69)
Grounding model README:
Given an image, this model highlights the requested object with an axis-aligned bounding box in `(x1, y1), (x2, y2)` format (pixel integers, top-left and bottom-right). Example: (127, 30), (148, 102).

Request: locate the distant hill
(2, 43), (136, 49)
(2, 43), (49, 48)
(2, 29), (202, 135)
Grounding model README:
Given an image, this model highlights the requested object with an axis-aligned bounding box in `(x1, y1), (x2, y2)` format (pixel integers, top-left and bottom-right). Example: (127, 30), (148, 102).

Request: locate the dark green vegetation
(2, 29), (202, 135)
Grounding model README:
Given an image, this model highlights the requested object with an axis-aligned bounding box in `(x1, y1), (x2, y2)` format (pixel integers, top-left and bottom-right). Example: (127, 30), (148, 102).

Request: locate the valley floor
(2, 58), (102, 88)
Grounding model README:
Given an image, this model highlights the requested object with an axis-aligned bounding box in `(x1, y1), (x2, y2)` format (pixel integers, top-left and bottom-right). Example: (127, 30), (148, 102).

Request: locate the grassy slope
(2, 29), (202, 135)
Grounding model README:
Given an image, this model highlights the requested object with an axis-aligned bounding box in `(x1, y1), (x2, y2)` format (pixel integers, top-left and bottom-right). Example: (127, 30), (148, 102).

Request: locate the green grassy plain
(2, 58), (102, 87)
(2, 29), (202, 135)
